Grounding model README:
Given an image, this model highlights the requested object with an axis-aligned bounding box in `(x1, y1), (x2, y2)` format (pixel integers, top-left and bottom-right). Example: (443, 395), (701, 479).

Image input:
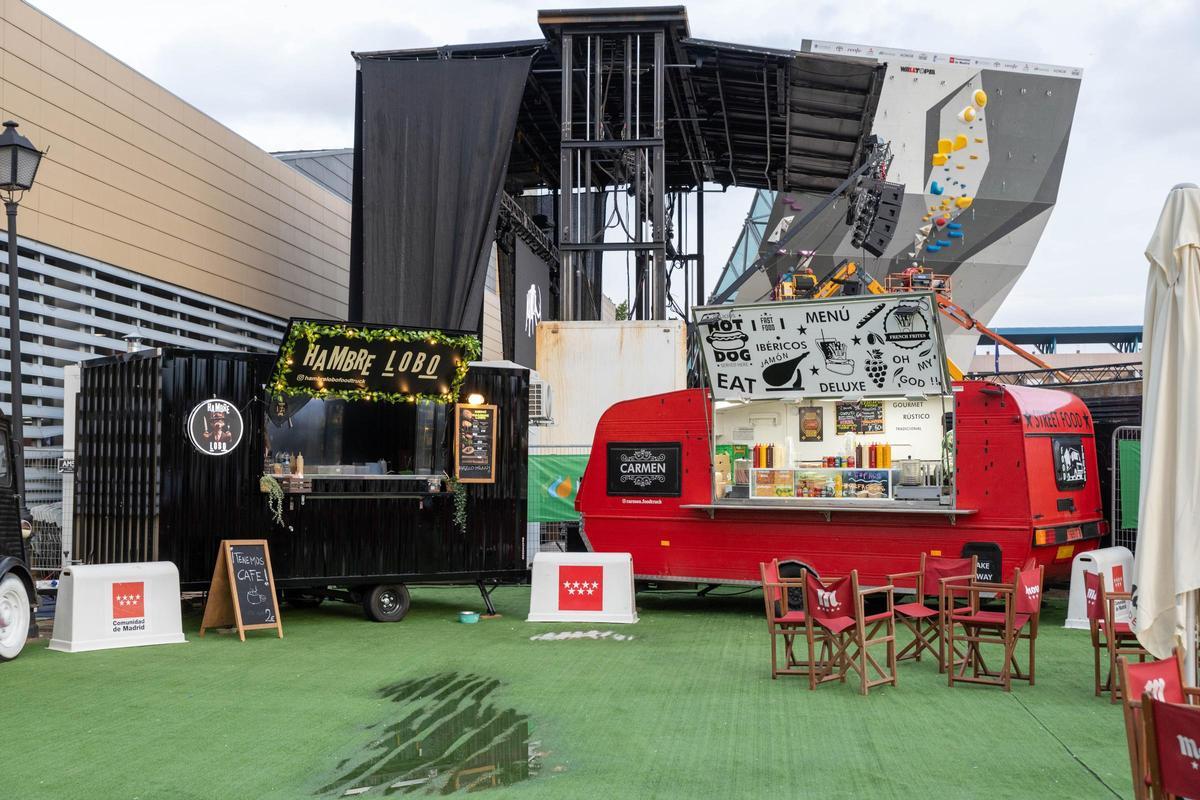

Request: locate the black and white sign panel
(694, 293), (950, 400)
(1052, 436), (1087, 490)
(606, 442), (682, 497)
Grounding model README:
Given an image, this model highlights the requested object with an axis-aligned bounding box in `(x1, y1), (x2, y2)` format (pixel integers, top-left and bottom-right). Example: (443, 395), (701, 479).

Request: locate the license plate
(1066, 526), (1082, 541)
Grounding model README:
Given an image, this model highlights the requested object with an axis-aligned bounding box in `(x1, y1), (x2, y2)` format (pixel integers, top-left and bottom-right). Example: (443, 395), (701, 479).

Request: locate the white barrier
(527, 552), (638, 624)
(49, 562), (187, 653)
(1064, 546), (1134, 630)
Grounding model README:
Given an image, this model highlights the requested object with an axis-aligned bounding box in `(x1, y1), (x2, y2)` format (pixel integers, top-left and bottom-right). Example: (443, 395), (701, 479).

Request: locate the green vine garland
(449, 477), (468, 533)
(270, 321), (481, 405)
(259, 474), (291, 530)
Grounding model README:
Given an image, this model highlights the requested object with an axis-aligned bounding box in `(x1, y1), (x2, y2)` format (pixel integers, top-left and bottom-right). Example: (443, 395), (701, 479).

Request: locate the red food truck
(575, 293), (1106, 586)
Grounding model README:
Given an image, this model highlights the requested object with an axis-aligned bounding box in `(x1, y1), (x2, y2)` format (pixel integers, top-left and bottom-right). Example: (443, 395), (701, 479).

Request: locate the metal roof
(353, 11), (883, 193)
(272, 148), (354, 203)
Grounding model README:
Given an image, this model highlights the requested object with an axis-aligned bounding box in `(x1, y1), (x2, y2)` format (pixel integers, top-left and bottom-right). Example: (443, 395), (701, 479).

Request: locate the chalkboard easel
(199, 539), (283, 641)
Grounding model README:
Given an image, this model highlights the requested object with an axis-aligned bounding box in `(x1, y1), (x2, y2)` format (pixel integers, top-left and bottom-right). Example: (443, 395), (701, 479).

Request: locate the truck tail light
(1098, 520), (1110, 536)
(1035, 529), (1051, 546)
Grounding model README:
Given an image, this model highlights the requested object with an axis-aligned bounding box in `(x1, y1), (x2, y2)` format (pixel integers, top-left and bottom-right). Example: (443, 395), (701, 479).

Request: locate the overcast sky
(32, 0), (1200, 327)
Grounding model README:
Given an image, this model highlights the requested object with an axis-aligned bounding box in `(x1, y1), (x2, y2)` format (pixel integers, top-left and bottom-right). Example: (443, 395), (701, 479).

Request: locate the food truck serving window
(1052, 436), (1087, 490)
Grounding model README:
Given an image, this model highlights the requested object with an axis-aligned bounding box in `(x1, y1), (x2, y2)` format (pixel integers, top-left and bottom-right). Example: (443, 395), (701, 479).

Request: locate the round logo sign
(187, 399), (244, 456)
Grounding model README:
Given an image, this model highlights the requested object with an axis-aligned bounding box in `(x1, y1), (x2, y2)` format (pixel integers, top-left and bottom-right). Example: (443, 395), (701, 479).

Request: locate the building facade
(0, 0), (351, 445)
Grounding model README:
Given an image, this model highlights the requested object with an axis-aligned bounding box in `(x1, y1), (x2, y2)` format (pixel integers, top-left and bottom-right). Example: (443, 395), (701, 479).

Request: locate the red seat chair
(759, 559), (827, 680)
(888, 553), (977, 672)
(801, 569), (897, 695)
(945, 565), (1043, 691)
(1141, 695), (1200, 799)
(1087, 570), (1148, 700)
(1118, 647), (1200, 800)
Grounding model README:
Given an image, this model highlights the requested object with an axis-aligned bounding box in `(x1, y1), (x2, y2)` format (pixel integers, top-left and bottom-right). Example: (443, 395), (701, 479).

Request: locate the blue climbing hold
(947, 222), (962, 230)
(937, 239), (952, 247)
(927, 245), (941, 253)
(948, 230), (963, 239)
(930, 181), (944, 195)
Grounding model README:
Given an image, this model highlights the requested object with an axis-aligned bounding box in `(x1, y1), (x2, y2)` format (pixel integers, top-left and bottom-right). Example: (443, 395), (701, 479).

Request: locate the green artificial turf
(3, 588), (1135, 799)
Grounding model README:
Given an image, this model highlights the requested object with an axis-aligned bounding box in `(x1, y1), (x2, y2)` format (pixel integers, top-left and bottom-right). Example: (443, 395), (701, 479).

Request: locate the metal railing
(969, 361), (1143, 387)
(24, 447), (66, 580)
(1111, 426), (1141, 553)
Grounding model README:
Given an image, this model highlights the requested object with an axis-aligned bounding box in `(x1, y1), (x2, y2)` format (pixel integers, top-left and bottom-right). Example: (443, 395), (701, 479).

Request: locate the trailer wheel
(363, 584), (411, 622)
(0, 573), (31, 661)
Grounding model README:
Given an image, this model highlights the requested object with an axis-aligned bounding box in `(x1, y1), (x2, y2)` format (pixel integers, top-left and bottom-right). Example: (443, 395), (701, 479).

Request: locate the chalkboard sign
(835, 400), (884, 434)
(454, 404), (498, 484)
(199, 539), (283, 641)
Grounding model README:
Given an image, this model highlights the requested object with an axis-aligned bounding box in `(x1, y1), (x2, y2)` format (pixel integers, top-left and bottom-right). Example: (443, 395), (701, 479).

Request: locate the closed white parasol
(1133, 183), (1200, 675)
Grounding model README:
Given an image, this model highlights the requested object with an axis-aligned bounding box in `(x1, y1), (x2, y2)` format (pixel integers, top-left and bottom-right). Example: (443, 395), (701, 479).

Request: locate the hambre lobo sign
(272, 319), (480, 404)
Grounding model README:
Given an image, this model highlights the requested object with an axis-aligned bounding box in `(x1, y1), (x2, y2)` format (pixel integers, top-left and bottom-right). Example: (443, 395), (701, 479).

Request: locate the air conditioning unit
(529, 374), (554, 425)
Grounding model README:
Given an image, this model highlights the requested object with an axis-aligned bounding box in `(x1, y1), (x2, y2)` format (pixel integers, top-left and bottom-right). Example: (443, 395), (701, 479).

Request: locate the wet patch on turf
(316, 673), (556, 796)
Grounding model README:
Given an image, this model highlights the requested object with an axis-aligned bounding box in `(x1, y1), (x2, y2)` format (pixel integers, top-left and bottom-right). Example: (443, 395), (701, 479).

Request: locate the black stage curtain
(353, 56), (532, 330)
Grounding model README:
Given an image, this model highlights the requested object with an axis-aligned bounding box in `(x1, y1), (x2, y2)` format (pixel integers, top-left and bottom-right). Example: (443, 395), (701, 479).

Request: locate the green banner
(1118, 438), (1141, 530)
(529, 454), (589, 522)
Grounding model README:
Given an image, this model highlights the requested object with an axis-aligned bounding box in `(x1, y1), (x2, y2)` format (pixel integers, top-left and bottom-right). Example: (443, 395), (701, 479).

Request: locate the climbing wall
(745, 42), (1082, 369)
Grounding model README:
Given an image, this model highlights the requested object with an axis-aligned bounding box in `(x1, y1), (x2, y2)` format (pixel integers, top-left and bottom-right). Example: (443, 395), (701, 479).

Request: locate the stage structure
(351, 6), (884, 327)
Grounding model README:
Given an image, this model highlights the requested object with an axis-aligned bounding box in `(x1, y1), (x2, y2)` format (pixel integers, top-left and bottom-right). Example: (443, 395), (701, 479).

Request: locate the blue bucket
(459, 611), (480, 624)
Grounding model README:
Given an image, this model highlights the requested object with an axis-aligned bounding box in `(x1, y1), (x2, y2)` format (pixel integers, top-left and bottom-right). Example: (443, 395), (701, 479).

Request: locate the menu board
(693, 293), (950, 400)
(455, 404), (498, 484)
(199, 539), (283, 641)
(836, 400), (885, 434)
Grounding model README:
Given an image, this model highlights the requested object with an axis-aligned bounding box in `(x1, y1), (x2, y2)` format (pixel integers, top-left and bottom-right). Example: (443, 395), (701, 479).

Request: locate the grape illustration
(865, 349), (887, 388)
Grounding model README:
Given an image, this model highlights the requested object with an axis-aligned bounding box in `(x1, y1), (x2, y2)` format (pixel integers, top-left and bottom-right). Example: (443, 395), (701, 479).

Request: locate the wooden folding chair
(759, 560), (830, 680)
(1088, 570), (1148, 699)
(945, 565), (1043, 691)
(1142, 694), (1200, 799)
(802, 569), (897, 695)
(888, 553), (976, 672)
(1117, 646), (1200, 800)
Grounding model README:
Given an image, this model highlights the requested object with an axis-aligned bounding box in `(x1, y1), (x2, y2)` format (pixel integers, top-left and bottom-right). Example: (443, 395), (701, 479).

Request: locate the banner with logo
(529, 454), (589, 522)
(693, 292), (951, 400)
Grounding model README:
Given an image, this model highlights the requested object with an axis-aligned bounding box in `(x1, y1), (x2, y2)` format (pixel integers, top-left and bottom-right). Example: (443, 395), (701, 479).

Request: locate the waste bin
(1064, 546), (1133, 630)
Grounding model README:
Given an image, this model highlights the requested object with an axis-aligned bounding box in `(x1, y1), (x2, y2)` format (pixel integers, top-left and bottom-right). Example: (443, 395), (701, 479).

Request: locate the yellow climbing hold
(955, 196), (974, 209)
(953, 135), (968, 151)
(969, 154), (979, 160)
(974, 89), (988, 108)
(937, 138), (953, 155)
(956, 164), (966, 170)
(974, 137), (985, 143)
(958, 106), (977, 123)
(932, 153), (948, 167)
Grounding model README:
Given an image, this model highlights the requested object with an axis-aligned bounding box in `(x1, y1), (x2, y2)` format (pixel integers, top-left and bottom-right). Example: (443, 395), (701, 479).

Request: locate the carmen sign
(606, 442), (682, 497)
(271, 319), (480, 404)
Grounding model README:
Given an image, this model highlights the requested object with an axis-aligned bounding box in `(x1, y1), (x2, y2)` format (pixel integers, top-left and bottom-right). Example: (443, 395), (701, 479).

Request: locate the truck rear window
(1052, 436), (1086, 490)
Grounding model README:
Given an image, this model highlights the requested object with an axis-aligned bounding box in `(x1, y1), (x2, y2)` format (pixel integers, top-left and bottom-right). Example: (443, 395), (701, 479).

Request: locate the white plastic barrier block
(49, 562), (187, 653)
(527, 552), (638, 624)
(1064, 546), (1134, 630)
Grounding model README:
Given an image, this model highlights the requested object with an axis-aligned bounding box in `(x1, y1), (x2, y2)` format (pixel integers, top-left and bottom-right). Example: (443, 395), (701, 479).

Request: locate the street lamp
(0, 121), (44, 514)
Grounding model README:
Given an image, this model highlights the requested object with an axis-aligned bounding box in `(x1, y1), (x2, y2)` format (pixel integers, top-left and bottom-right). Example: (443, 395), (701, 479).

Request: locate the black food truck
(0, 413), (35, 661)
(71, 320), (528, 621)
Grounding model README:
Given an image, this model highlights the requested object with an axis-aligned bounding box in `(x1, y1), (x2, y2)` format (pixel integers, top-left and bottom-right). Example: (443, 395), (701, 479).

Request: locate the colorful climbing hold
(953, 135), (968, 151)
(955, 196), (974, 209)
(948, 230), (964, 239)
(934, 217), (947, 227)
(974, 89), (988, 108)
(932, 153), (948, 167)
(938, 138), (953, 155)
(958, 106), (977, 123)
(930, 181), (944, 195)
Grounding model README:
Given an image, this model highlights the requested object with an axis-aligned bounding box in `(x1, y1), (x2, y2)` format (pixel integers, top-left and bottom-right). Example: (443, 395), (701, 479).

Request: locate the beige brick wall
(0, 0), (350, 319)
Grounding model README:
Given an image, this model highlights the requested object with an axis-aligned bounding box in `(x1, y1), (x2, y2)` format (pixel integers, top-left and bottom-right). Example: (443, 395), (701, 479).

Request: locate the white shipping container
(534, 321), (687, 447)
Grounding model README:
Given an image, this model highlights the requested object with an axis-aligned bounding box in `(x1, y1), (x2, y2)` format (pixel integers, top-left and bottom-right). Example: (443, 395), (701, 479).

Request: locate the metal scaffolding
(557, 24), (667, 320)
